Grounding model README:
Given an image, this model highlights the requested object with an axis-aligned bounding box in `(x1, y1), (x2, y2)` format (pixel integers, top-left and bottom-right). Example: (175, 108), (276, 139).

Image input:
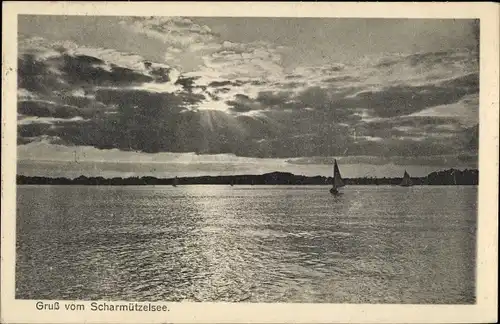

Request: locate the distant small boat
(330, 159), (345, 195)
(451, 169), (457, 185)
(399, 170), (413, 187)
(172, 177), (178, 187)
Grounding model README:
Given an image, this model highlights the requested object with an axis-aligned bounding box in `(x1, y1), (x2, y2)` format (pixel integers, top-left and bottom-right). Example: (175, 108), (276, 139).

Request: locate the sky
(17, 16), (479, 178)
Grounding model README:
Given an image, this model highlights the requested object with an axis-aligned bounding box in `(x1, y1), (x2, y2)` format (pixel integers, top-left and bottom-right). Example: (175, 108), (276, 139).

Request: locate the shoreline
(16, 168), (479, 186)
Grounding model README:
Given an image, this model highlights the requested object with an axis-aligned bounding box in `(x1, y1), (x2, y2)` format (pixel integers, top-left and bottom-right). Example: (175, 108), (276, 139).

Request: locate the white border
(2, 2), (498, 323)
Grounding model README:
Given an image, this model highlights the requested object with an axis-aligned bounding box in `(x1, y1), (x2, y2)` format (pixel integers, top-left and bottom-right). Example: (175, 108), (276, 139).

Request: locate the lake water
(15, 185), (477, 304)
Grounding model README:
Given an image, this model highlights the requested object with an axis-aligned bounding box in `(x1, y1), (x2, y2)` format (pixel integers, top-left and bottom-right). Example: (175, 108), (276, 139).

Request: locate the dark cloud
(457, 152), (478, 164)
(256, 91), (293, 107)
(230, 109), (355, 158)
(407, 50), (455, 67)
(374, 57), (403, 68)
(322, 75), (358, 83)
(17, 36), (479, 165)
(374, 49), (478, 69)
(226, 94), (262, 113)
(52, 53), (153, 87)
(208, 80), (246, 87)
(72, 54), (105, 65)
(460, 125), (479, 152)
(287, 153), (478, 168)
(226, 91), (295, 113)
(17, 137), (32, 145)
(281, 81), (306, 89)
(175, 76), (200, 91)
(17, 135), (70, 146)
(18, 43), (176, 99)
(18, 54), (65, 94)
(18, 123), (52, 138)
(57, 93), (94, 108)
(147, 66), (172, 83)
(350, 117), (479, 159)
(18, 100), (86, 119)
(213, 87), (231, 94)
(295, 86), (331, 109)
(206, 92), (221, 101)
(225, 86), (361, 123)
(250, 80), (267, 86)
(321, 65), (345, 73)
(18, 119), (90, 145)
(209, 80), (232, 87)
(471, 20), (480, 54)
(95, 88), (203, 114)
(36, 88), (205, 153)
(235, 114), (284, 140)
(440, 72), (478, 89)
(331, 72), (479, 117)
(355, 116), (464, 137)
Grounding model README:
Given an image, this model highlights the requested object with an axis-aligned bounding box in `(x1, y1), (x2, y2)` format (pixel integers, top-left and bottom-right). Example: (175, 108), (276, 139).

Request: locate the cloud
(18, 36), (177, 92)
(460, 125), (479, 153)
(55, 53), (153, 87)
(121, 17), (218, 49)
(287, 153), (478, 168)
(18, 100), (87, 119)
(255, 91), (294, 108)
(327, 72), (479, 118)
(17, 36), (209, 149)
(17, 29), (479, 167)
(355, 116), (465, 137)
(18, 123), (52, 138)
(411, 93), (479, 126)
(17, 53), (65, 95)
(121, 17), (288, 83)
(95, 88), (206, 115)
(199, 40), (286, 81)
(18, 142), (474, 180)
(208, 80), (246, 88)
(226, 94), (262, 113)
(119, 17), (222, 70)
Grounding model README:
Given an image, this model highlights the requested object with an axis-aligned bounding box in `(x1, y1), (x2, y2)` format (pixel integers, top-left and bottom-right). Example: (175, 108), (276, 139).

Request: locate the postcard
(1, 2), (498, 323)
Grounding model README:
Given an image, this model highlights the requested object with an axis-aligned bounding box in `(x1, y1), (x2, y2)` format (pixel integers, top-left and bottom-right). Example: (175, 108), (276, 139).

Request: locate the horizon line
(16, 167), (478, 181)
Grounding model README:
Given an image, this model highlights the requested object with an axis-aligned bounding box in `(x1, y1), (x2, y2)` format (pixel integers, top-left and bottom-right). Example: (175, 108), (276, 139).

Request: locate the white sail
(399, 170), (413, 187)
(332, 159), (345, 188)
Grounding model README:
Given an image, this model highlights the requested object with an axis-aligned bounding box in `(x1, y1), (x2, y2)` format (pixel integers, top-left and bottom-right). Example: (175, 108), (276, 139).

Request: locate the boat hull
(330, 188), (342, 195)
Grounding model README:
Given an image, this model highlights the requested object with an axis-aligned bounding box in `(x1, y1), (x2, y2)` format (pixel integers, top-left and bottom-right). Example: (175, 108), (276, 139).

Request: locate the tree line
(17, 168), (479, 186)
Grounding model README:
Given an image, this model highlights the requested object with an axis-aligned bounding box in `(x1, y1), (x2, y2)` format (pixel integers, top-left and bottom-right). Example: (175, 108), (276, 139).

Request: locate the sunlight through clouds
(16, 16), (479, 177)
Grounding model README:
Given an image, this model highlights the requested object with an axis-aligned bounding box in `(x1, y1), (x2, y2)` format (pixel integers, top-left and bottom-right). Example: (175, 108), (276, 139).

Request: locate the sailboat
(399, 170), (413, 187)
(330, 159), (345, 195)
(451, 169), (457, 185)
(172, 176), (178, 187)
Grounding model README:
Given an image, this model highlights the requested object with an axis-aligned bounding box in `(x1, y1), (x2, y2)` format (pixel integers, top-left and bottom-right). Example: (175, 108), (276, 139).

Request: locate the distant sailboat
(451, 169), (457, 185)
(330, 159), (345, 195)
(172, 176), (178, 187)
(399, 170), (413, 187)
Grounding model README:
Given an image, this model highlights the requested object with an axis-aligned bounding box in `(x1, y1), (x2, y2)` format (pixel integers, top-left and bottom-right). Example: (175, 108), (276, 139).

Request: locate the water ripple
(16, 185), (477, 303)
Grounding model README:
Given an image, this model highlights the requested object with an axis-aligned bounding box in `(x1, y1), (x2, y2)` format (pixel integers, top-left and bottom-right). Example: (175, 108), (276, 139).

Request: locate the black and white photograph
(1, 2), (499, 324)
